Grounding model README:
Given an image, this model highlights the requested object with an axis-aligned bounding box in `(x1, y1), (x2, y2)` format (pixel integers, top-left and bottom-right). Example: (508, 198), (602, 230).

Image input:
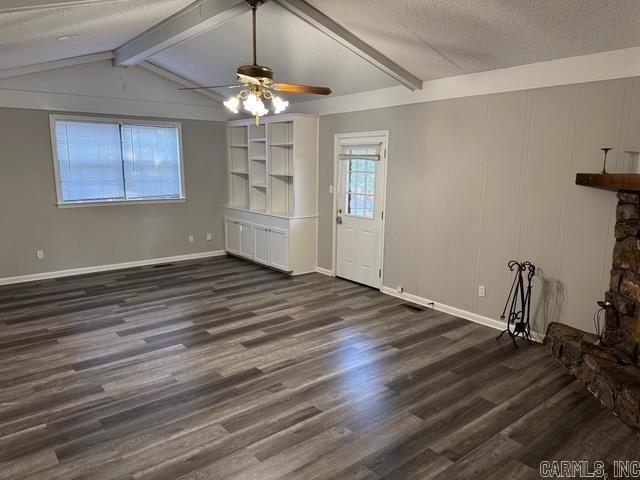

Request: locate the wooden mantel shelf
(575, 173), (640, 192)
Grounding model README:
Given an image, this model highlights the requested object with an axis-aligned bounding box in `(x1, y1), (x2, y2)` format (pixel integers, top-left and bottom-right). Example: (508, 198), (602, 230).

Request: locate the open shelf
(575, 173), (640, 192)
(270, 174), (293, 215)
(250, 184), (267, 211)
(249, 124), (265, 141)
(226, 116), (316, 218)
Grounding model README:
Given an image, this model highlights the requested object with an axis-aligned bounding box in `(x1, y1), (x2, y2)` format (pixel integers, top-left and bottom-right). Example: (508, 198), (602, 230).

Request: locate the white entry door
(335, 133), (387, 288)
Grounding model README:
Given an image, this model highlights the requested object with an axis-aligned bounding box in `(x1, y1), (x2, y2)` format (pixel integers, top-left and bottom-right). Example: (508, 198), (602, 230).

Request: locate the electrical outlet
(206, 233), (212, 241)
(36, 249), (44, 260)
(478, 285), (486, 297)
(397, 285), (404, 293)
(188, 235), (194, 244)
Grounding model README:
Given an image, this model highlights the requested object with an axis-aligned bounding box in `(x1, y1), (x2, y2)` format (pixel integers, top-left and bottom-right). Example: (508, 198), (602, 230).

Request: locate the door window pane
(346, 158), (376, 218)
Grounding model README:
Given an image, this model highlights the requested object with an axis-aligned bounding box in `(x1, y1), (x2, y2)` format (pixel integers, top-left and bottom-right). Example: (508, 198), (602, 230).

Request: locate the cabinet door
(269, 227), (289, 271)
(254, 224), (270, 265)
(238, 221), (253, 258)
(225, 218), (240, 254)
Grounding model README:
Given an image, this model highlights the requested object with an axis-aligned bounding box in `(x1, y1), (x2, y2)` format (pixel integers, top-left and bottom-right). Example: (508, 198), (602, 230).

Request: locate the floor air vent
(403, 303), (425, 312)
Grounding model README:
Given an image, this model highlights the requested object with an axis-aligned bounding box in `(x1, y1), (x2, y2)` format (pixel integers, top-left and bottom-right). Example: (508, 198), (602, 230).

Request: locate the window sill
(56, 198), (187, 208)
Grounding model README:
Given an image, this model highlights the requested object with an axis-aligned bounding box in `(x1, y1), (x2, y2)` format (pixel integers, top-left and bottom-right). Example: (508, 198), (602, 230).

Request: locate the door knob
(336, 216), (343, 224)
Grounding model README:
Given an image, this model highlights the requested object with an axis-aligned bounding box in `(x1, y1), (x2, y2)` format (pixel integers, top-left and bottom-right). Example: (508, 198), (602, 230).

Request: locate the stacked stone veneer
(605, 191), (640, 362)
(544, 191), (640, 431)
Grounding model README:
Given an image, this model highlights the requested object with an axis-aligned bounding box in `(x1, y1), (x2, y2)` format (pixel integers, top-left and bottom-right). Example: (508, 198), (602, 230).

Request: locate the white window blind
(51, 117), (184, 206)
(338, 143), (382, 161)
(122, 124), (182, 199)
(56, 121), (125, 203)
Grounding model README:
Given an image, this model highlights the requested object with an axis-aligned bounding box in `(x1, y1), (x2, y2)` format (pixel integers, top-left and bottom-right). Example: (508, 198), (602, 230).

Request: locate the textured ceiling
(307, 0), (640, 81)
(3, 0), (640, 99)
(0, 0), (193, 70)
(149, 1), (396, 101)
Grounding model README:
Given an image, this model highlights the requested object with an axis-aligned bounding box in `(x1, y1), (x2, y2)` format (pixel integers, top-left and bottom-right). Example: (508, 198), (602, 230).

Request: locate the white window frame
(49, 114), (186, 208)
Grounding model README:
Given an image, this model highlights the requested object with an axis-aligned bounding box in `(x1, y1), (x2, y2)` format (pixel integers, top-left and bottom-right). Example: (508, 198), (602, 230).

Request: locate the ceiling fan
(179, 0), (332, 124)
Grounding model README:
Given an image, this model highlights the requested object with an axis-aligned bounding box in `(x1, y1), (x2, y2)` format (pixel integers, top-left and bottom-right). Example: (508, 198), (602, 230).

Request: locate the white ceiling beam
(139, 61), (225, 103)
(113, 0), (249, 67)
(0, 52), (113, 80)
(0, 0), (117, 13)
(274, 0), (422, 91)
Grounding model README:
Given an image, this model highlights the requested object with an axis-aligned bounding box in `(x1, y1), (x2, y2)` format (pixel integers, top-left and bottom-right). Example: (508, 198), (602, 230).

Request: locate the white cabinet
(253, 224), (270, 265)
(224, 208), (316, 275)
(250, 224), (289, 271)
(238, 220), (253, 258)
(269, 227), (289, 271)
(224, 218), (240, 255)
(226, 218), (253, 259)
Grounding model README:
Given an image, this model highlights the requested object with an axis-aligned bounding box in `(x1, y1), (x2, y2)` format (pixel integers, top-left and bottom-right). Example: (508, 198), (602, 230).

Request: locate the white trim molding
(381, 286), (545, 343)
(0, 52), (114, 80)
(291, 46), (640, 117)
(315, 266), (335, 277)
(0, 250), (226, 286)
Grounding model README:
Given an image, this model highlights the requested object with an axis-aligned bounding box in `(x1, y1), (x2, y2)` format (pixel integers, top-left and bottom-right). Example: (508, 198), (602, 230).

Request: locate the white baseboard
(0, 250), (226, 286)
(315, 267), (335, 277)
(380, 286), (544, 343)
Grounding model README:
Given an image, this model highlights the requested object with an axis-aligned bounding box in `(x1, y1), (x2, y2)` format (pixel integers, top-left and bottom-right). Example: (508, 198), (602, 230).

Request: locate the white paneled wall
(318, 78), (640, 334)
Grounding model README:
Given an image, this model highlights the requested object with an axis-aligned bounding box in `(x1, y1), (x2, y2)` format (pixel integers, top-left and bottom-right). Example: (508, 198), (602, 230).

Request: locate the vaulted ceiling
(3, 0), (640, 104)
(0, 0), (194, 70)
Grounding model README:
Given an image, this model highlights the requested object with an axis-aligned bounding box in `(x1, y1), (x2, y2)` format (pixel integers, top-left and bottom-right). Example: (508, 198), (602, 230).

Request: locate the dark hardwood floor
(0, 255), (637, 479)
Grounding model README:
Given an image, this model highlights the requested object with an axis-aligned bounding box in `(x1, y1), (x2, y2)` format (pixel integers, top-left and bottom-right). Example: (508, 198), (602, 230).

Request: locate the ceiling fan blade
(178, 84), (241, 91)
(237, 73), (262, 85)
(272, 83), (332, 95)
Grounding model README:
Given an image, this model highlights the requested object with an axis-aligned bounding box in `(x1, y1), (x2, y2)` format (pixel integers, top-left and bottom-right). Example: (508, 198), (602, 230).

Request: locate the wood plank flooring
(0, 255), (637, 479)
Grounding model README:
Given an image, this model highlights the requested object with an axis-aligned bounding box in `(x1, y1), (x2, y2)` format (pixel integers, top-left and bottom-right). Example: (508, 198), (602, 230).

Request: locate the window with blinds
(51, 116), (184, 205)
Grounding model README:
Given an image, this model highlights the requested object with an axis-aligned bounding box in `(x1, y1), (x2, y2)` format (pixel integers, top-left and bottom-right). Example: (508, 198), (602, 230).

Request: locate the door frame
(331, 130), (389, 289)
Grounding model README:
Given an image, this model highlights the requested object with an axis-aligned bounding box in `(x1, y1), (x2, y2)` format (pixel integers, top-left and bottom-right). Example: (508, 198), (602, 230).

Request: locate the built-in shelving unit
(224, 114), (318, 274)
(226, 114), (317, 218)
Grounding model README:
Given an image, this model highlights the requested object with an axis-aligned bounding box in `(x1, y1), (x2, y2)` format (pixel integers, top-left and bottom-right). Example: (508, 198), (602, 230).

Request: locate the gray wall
(0, 107), (227, 278)
(318, 78), (640, 334)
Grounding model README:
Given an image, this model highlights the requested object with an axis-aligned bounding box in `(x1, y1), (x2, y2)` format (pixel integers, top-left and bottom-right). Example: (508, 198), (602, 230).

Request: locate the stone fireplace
(545, 191), (640, 431)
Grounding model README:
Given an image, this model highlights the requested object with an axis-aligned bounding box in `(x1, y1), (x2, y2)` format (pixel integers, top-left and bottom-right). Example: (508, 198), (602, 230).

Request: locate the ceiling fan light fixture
(223, 95), (240, 113)
(243, 92), (259, 112)
(181, 0), (329, 124)
(272, 96), (289, 114)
